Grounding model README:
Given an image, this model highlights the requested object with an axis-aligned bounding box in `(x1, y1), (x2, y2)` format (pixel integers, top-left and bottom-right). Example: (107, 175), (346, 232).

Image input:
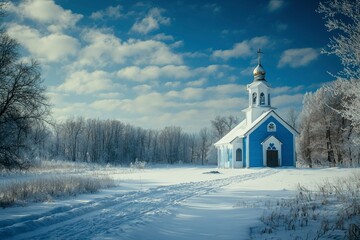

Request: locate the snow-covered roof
(214, 110), (298, 146)
(214, 119), (247, 146)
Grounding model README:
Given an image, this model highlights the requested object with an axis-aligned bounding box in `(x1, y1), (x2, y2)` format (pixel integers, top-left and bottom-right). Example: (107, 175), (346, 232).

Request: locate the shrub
(130, 159), (147, 169)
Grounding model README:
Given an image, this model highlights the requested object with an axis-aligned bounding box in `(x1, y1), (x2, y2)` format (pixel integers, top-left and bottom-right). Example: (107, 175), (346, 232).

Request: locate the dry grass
(0, 175), (115, 208)
(258, 172), (360, 239)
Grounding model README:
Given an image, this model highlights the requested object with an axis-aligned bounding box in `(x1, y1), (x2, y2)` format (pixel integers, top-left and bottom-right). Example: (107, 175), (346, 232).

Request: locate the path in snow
(0, 168), (278, 240)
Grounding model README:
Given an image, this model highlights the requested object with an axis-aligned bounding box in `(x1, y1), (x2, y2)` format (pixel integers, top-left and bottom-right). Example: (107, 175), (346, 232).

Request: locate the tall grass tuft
(0, 175), (115, 208)
(258, 172), (360, 239)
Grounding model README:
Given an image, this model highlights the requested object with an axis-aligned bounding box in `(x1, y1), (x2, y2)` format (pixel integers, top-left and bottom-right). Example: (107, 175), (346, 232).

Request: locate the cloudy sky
(5, 0), (341, 132)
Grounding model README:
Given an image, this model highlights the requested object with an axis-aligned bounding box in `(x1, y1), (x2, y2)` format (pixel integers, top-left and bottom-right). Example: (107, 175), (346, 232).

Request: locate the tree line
(26, 116), (239, 167)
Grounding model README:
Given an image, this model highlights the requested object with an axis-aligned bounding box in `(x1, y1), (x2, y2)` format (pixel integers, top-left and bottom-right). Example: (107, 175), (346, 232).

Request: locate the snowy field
(0, 164), (358, 239)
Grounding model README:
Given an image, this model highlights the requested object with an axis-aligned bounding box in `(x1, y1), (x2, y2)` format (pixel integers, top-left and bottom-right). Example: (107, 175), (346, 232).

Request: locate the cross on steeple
(257, 49), (263, 65)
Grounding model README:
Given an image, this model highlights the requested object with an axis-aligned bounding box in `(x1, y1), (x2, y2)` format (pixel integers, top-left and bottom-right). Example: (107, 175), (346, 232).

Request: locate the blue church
(214, 50), (298, 168)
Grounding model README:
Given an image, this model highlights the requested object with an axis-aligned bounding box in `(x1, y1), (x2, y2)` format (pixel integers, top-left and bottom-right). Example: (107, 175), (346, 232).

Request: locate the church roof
(214, 110), (298, 146)
(214, 119), (247, 146)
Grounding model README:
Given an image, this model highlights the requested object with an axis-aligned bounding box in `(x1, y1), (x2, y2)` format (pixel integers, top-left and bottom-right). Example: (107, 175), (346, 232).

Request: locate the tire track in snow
(0, 168), (278, 239)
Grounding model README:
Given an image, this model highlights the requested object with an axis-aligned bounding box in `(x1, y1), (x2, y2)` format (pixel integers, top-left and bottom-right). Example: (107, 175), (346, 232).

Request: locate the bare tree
(285, 108), (299, 130)
(0, 30), (49, 169)
(211, 115), (239, 140)
(199, 127), (211, 165)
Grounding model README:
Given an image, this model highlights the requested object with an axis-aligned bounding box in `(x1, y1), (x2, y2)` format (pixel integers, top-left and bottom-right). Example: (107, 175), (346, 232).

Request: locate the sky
(5, 0), (342, 132)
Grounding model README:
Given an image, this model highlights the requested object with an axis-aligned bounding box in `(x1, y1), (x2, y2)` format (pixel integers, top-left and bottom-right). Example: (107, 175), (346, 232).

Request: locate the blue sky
(5, 0), (341, 132)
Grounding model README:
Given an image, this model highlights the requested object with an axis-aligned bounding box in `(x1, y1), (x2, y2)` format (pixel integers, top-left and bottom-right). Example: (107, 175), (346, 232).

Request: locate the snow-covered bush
(130, 159), (147, 169)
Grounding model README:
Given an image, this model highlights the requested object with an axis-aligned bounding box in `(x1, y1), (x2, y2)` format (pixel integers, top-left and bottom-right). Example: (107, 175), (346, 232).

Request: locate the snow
(0, 166), (358, 239)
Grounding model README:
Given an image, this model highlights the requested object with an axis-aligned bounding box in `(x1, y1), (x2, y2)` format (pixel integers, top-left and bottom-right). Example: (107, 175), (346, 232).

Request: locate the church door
(266, 150), (278, 167)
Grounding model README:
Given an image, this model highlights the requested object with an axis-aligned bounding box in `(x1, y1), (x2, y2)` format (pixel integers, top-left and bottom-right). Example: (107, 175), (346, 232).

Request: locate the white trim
(293, 135), (297, 166)
(247, 111), (298, 137)
(246, 136), (250, 168)
(261, 135), (282, 167)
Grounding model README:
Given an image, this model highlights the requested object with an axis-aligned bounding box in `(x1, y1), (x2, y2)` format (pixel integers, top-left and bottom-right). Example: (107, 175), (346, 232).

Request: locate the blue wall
(248, 115), (294, 167)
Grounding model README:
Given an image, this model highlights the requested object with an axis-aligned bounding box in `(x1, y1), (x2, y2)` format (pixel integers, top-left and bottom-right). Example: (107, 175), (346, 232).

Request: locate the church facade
(214, 50), (298, 168)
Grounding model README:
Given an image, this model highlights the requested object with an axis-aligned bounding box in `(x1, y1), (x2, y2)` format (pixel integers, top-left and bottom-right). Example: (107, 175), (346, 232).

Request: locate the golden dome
(253, 63), (266, 81)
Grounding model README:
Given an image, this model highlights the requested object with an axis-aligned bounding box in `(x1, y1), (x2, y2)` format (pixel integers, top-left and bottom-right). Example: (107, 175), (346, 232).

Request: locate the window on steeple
(268, 94), (271, 105)
(252, 93), (257, 104)
(260, 93), (265, 105)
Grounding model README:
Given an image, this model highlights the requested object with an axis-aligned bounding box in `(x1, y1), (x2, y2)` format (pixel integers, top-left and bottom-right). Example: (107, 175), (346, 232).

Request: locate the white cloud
(272, 85), (305, 94)
(131, 8), (171, 34)
(90, 99), (124, 112)
(180, 64), (235, 81)
(165, 81), (181, 88)
(240, 66), (254, 76)
(96, 92), (122, 99)
(207, 84), (246, 96)
(122, 92), (177, 114)
(182, 51), (208, 58)
(166, 88), (204, 100)
(90, 92), (177, 115)
(152, 33), (174, 41)
(50, 84), (304, 132)
(268, 0), (284, 12)
(132, 84), (152, 93)
(57, 70), (115, 94)
(165, 84), (245, 101)
(8, 0), (82, 32)
(76, 29), (183, 67)
(199, 97), (247, 111)
(90, 5), (123, 20)
(186, 78), (207, 87)
(52, 102), (93, 121)
(278, 48), (319, 68)
(212, 36), (269, 60)
(117, 65), (191, 82)
(171, 40), (184, 48)
(272, 94), (304, 108)
(7, 23), (80, 62)
(46, 92), (69, 105)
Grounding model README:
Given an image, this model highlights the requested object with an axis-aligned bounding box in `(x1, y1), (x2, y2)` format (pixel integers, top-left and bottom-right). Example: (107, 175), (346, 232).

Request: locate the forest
(32, 116), (237, 166)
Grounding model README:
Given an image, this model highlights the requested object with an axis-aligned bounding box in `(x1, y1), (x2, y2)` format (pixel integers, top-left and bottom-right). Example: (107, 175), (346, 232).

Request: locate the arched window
(260, 92), (265, 105)
(252, 93), (257, 104)
(267, 122), (276, 132)
(268, 93), (271, 105)
(236, 148), (242, 161)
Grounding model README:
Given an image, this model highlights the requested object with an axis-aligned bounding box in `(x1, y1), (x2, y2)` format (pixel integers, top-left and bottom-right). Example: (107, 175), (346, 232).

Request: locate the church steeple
(243, 49), (275, 124)
(253, 49), (266, 81)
